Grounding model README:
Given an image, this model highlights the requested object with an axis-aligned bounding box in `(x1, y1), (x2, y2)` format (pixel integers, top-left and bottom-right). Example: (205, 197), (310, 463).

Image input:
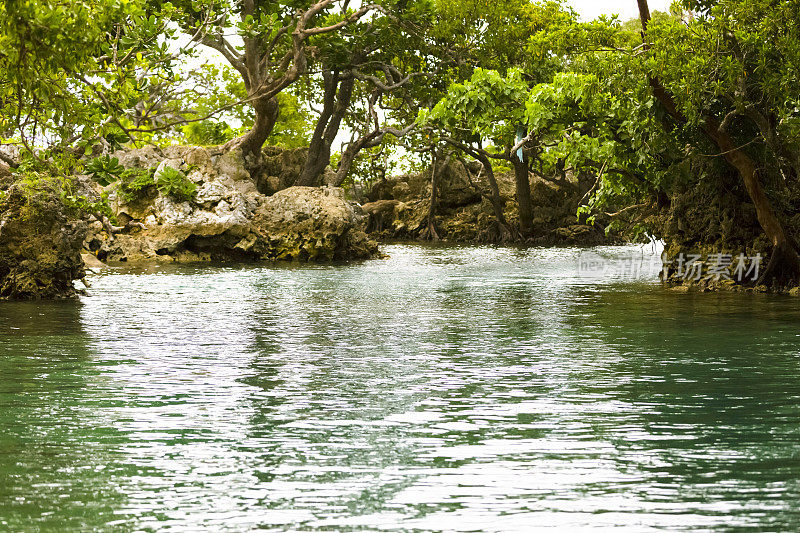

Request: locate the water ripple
(1, 244), (800, 531)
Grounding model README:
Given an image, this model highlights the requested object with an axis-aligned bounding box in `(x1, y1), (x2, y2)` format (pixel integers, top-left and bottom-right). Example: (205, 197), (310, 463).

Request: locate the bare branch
(299, 3), (379, 37)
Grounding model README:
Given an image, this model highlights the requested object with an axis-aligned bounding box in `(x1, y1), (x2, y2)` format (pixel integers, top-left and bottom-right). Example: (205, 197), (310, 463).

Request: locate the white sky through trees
(568, 0), (673, 21)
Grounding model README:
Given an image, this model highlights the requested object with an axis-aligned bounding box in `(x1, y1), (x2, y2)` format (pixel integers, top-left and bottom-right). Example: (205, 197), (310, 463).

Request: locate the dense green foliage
(154, 165), (197, 202)
(0, 0), (183, 159)
(86, 156), (126, 187)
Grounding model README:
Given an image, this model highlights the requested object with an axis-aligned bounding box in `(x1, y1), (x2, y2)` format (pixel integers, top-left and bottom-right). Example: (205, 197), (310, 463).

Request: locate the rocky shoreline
(0, 144), (382, 299)
(1, 143), (623, 300)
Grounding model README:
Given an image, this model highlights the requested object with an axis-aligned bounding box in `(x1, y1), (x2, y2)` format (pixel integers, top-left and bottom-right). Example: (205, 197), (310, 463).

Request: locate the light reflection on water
(2, 243), (800, 531)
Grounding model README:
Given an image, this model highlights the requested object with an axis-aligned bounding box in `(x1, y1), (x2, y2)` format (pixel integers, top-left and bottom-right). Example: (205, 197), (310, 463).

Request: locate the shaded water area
(2, 243), (800, 531)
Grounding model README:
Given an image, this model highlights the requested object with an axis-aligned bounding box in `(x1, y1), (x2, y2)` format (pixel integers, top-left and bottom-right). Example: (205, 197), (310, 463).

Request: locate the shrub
(155, 165), (197, 202)
(4, 172), (111, 225)
(62, 192), (116, 224)
(85, 158), (198, 204)
(117, 167), (156, 204)
(15, 172), (63, 224)
(85, 155), (125, 186)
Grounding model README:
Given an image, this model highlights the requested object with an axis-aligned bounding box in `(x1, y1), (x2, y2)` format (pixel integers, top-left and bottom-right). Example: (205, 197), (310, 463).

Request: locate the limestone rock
(184, 146), (212, 172)
(362, 200), (408, 233)
(0, 162), (11, 179)
(247, 187), (379, 261)
(93, 146), (379, 263)
(670, 285), (691, 293)
(261, 146), (308, 194)
(98, 173), (264, 262)
(552, 224), (604, 244)
(114, 145), (163, 169)
(391, 182), (412, 201)
(213, 147), (250, 182)
(362, 164), (611, 245)
(437, 161), (481, 208)
(81, 253), (107, 269)
(0, 178), (87, 299)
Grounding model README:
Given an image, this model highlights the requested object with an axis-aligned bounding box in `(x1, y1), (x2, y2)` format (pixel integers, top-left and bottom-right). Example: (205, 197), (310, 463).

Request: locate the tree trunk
(710, 124), (800, 284)
(333, 140), (363, 187)
(743, 107), (800, 184)
(635, 0), (651, 32)
(512, 154), (534, 236)
(419, 154), (443, 240)
(296, 69), (355, 187)
(333, 131), (382, 187)
(470, 151), (513, 239)
(239, 96), (279, 171)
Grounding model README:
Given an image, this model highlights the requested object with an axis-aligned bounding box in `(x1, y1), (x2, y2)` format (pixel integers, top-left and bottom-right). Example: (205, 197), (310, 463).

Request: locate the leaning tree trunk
(333, 124), (413, 187)
(512, 154), (534, 236)
(636, 0), (800, 285)
(710, 124), (800, 284)
(471, 151), (514, 240)
(332, 131), (381, 187)
(333, 139), (364, 187)
(239, 96), (279, 173)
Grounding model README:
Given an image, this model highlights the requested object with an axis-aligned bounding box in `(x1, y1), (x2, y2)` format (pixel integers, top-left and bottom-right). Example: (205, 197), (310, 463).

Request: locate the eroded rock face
(93, 146), (378, 262)
(261, 146), (308, 194)
(0, 162), (11, 179)
(246, 187), (379, 261)
(361, 166), (611, 245)
(0, 177), (87, 299)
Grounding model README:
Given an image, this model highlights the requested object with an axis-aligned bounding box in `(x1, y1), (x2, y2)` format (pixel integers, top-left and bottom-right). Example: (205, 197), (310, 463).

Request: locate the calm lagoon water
(1, 243), (800, 531)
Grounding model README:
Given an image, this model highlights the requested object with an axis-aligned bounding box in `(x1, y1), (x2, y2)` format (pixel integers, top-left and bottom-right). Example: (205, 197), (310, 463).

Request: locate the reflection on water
(2, 243), (800, 531)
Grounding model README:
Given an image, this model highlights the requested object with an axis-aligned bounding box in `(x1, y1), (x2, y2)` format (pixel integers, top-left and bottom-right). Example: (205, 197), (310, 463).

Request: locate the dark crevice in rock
(183, 234), (260, 261)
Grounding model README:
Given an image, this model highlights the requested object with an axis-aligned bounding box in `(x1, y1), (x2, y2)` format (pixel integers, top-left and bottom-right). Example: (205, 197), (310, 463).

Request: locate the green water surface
(1, 244), (799, 531)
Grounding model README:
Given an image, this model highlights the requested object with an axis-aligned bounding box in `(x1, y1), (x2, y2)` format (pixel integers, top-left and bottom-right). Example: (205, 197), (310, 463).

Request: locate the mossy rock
(0, 176), (87, 299)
